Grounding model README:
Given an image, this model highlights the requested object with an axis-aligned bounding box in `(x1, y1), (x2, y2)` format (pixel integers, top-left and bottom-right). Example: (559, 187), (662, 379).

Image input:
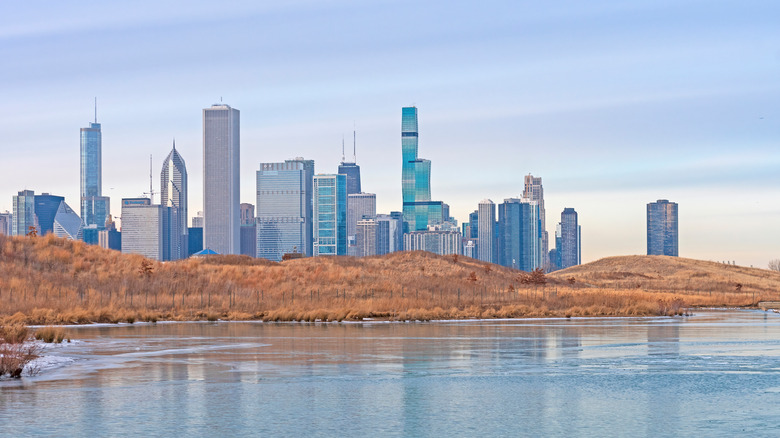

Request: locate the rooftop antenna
(143, 154), (156, 204)
(353, 122), (356, 162)
(94, 97), (97, 123)
(341, 135), (345, 163)
(173, 138), (176, 150)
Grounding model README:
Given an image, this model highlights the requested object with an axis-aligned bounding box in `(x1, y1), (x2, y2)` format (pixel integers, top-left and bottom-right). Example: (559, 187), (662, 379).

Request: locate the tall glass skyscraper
(313, 174), (347, 256)
(560, 207), (581, 269)
(80, 117), (110, 231)
(12, 190), (36, 236)
(256, 159), (314, 261)
(477, 199), (496, 264)
(203, 104), (240, 254)
(161, 142), (188, 260)
(523, 174), (549, 269)
(498, 198), (542, 272)
(647, 199), (678, 256)
(401, 107), (442, 232)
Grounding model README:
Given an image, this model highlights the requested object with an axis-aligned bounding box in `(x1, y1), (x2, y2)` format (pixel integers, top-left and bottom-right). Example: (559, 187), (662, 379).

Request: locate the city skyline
(1, 1), (779, 266)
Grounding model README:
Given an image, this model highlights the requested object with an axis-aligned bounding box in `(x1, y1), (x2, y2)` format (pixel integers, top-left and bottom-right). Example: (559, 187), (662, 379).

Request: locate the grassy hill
(1, 234), (776, 324)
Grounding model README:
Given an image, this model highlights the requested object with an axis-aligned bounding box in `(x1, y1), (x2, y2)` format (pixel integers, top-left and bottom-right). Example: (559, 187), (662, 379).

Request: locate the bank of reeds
(1, 234), (778, 325)
(0, 323), (39, 378)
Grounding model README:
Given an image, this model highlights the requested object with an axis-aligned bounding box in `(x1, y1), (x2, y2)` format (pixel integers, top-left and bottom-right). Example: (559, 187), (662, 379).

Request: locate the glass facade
(203, 104), (240, 255)
(647, 200), (678, 256)
(477, 199), (495, 263)
(161, 144), (188, 260)
(33, 193), (64, 235)
(12, 190), (36, 236)
(338, 162), (361, 196)
(256, 159), (314, 261)
(498, 199), (542, 272)
(401, 107), (442, 232)
(80, 122), (110, 230)
(560, 208), (580, 268)
(313, 174), (347, 256)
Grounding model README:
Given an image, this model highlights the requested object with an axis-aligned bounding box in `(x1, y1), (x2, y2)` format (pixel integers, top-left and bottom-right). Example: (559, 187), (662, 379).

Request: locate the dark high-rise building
(161, 143), (188, 260)
(468, 210), (479, 239)
(33, 193), (64, 235)
(401, 107), (443, 232)
(203, 103), (240, 255)
(338, 131), (362, 195)
(498, 198), (540, 272)
(188, 227), (203, 257)
(560, 208), (580, 269)
(647, 199), (678, 256)
(80, 108), (110, 232)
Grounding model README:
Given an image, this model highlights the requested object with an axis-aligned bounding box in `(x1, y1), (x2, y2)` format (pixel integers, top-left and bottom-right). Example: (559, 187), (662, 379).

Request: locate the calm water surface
(2, 310), (780, 437)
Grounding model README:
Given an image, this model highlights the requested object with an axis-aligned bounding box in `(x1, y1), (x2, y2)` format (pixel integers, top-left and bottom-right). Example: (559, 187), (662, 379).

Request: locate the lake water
(2, 310), (780, 437)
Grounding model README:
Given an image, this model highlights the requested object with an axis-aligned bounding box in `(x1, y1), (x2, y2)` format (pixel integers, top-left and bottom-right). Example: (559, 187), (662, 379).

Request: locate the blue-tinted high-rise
(647, 199), (678, 256)
(161, 143), (188, 260)
(560, 208), (580, 269)
(401, 107), (443, 232)
(313, 174), (347, 256)
(80, 119), (110, 230)
(34, 193), (64, 235)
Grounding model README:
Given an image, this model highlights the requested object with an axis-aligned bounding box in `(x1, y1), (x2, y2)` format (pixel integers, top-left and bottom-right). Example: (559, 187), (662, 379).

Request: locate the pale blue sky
(1, 0), (779, 266)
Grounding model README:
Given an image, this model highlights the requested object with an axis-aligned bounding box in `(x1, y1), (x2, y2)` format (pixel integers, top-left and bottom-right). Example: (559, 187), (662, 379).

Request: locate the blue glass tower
(401, 107), (442, 232)
(313, 174), (347, 256)
(80, 112), (110, 231)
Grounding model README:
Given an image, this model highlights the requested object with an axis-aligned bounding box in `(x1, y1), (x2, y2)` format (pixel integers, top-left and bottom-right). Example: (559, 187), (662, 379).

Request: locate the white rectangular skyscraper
(203, 104), (240, 254)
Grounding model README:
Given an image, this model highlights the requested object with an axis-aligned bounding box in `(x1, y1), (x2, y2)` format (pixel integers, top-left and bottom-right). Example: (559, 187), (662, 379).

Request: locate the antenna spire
(149, 154), (153, 204)
(353, 122), (356, 162)
(173, 138), (176, 150)
(94, 97), (97, 123)
(341, 135), (345, 163)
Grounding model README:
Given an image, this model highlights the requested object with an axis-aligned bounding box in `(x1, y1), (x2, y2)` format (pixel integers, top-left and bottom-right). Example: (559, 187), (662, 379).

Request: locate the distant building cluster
(2, 103), (687, 270)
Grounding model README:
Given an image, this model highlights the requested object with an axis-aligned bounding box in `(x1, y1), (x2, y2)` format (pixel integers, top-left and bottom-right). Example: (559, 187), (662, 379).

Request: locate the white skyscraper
(161, 142), (188, 260)
(477, 199), (496, 264)
(121, 198), (163, 261)
(203, 104), (240, 254)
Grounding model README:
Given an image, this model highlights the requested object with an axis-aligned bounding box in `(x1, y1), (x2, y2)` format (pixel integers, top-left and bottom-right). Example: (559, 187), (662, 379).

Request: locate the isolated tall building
(313, 174), (347, 256)
(559, 208), (580, 269)
(80, 115), (110, 231)
(647, 199), (678, 256)
(256, 158), (314, 261)
(203, 103), (240, 254)
(161, 143), (188, 260)
(477, 199), (496, 263)
(401, 107), (443, 232)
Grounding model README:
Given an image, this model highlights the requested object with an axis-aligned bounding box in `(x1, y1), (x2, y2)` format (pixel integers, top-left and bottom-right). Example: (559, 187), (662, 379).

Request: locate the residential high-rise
(80, 113), (110, 232)
(355, 219), (377, 257)
(498, 198), (542, 272)
(52, 201), (83, 240)
(12, 190), (36, 236)
(347, 192), (376, 255)
(560, 208), (580, 269)
(121, 198), (163, 260)
(34, 193), (65, 235)
(403, 228), (462, 256)
(401, 107), (443, 232)
(523, 174), (549, 269)
(203, 103), (240, 254)
(376, 213), (402, 255)
(647, 199), (678, 256)
(477, 199), (496, 263)
(313, 174), (347, 256)
(0, 211), (12, 236)
(256, 159), (314, 261)
(161, 143), (188, 260)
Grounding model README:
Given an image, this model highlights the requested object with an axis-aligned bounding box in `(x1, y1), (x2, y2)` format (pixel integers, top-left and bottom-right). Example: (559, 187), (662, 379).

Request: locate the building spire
(341, 135), (345, 163)
(353, 122), (356, 162)
(173, 138), (176, 151)
(94, 97), (97, 123)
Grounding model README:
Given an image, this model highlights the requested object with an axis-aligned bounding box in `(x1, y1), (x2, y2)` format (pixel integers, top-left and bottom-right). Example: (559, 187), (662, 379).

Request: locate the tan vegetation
(34, 326), (67, 343)
(1, 235), (777, 325)
(0, 322), (39, 378)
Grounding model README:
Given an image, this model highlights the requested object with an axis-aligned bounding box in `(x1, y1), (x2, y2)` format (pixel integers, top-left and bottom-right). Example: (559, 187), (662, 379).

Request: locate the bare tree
(769, 259), (780, 272)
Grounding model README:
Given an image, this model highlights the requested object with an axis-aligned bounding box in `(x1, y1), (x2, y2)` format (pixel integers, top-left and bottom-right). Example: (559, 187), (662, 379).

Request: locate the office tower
(403, 228), (462, 256)
(477, 199), (496, 263)
(355, 219), (377, 257)
(0, 211), (11, 235)
(401, 107), (443, 232)
(468, 210), (479, 238)
(376, 213), (402, 255)
(52, 201), (83, 240)
(647, 199), (678, 256)
(560, 208), (580, 269)
(523, 174), (549, 269)
(203, 103), (240, 254)
(98, 215), (121, 250)
(338, 131), (362, 195)
(12, 190), (36, 236)
(188, 227), (203, 256)
(192, 211), (204, 228)
(161, 143), (188, 260)
(240, 203), (255, 226)
(121, 198), (163, 260)
(256, 159), (314, 261)
(33, 193), (65, 235)
(80, 111), (110, 231)
(347, 192), (376, 255)
(498, 198), (542, 272)
(313, 174), (347, 256)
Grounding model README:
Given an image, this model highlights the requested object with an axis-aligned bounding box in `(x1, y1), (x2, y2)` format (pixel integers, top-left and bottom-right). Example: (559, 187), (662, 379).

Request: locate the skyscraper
(12, 190), (36, 236)
(355, 219), (377, 257)
(498, 198), (542, 271)
(239, 203), (256, 257)
(560, 208), (580, 269)
(121, 198), (163, 260)
(477, 199), (496, 263)
(347, 192), (376, 255)
(401, 107), (443, 232)
(52, 201), (83, 240)
(523, 174), (549, 269)
(338, 131), (362, 195)
(80, 110), (110, 232)
(33, 193), (65, 235)
(203, 103), (240, 254)
(0, 211), (12, 236)
(376, 213), (402, 255)
(313, 174), (347, 256)
(161, 142), (188, 260)
(256, 159), (314, 261)
(647, 199), (678, 256)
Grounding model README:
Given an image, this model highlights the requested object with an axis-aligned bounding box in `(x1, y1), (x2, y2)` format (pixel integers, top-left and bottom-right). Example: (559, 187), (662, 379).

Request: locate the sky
(1, 0), (779, 266)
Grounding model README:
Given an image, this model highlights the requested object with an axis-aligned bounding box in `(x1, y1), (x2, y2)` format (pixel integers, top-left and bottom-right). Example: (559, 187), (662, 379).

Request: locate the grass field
(1, 234), (777, 324)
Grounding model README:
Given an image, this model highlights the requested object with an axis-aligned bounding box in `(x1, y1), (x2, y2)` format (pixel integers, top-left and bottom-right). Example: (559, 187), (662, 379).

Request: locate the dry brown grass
(34, 326), (66, 343)
(1, 235), (777, 324)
